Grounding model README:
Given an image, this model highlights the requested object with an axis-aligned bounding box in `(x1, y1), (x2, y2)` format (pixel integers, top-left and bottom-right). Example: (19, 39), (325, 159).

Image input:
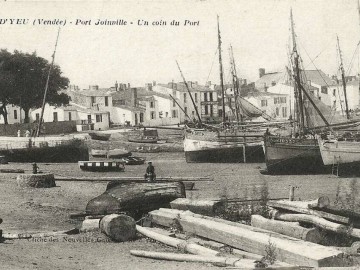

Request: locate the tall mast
(176, 60), (202, 127)
(337, 35), (350, 119)
(290, 9), (305, 134)
(217, 15), (226, 125)
(36, 27), (61, 137)
(229, 45), (242, 124)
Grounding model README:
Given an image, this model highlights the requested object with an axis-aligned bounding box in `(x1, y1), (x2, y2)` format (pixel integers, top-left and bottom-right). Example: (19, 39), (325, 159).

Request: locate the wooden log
(80, 218), (100, 232)
(3, 228), (78, 239)
(56, 176), (212, 182)
(100, 214), (136, 242)
(16, 173), (56, 188)
(130, 250), (258, 268)
(251, 215), (322, 243)
(267, 200), (349, 224)
(274, 213), (360, 239)
(170, 198), (223, 216)
(136, 225), (218, 256)
(149, 209), (346, 267)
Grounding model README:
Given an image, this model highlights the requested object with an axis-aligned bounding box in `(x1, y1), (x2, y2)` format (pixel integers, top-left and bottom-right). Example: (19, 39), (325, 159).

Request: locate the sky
(0, 0), (360, 89)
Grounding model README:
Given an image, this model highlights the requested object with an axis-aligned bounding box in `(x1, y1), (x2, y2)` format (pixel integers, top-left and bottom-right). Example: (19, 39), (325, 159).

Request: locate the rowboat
(78, 161), (125, 172)
(121, 156), (145, 165)
(88, 132), (111, 141)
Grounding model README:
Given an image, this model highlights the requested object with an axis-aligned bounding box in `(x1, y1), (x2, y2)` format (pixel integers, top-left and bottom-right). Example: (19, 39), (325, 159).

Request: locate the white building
(0, 104), (25, 124)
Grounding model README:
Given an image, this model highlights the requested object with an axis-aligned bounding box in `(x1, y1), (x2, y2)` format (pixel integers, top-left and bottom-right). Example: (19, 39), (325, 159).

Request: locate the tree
(3, 50), (70, 123)
(0, 49), (15, 124)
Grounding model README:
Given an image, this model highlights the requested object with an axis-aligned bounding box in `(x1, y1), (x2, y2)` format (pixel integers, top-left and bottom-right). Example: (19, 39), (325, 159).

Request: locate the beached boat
(128, 128), (159, 144)
(89, 132), (111, 141)
(107, 148), (132, 159)
(78, 160), (125, 172)
(0, 138), (89, 163)
(121, 156), (145, 165)
(91, 149), (108, 158)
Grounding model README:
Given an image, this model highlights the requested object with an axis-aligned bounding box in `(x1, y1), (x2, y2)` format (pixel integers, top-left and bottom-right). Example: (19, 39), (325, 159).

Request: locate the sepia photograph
(0, 0), (360, 269)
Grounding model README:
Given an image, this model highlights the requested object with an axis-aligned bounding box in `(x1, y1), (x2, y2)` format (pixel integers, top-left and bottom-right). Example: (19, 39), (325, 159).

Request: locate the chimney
(115, 81), (118, 91)
(153, 81), (156, 86)
(243, 79), (247, 85)
(207, 81), (211, 87)
(131, 88), (138, 107)
(89, 85), (99, 91)
(259, 68), (265, 78)
(128, 83), (131, 89)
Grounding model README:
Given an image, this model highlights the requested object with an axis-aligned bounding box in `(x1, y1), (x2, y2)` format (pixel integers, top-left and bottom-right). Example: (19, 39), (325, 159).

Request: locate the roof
(59, 103), (109, 114)
(113, 104), (145, 112)
(76, 89), (112, 97)
(137, 88), (173, 100)
(302, 70), (335, 87)
(255, 72), (287, 89)
(157, 82), (213, 92)
(245, 91), (287, 98)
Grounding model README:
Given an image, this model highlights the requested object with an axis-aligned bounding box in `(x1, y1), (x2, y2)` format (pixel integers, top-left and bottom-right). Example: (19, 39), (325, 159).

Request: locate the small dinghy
(107, 148), (132, 159)
(89, 132), (111, 141)
(91, 149), (108, 158)
(128, 128), (159, 143)
(121, 156), (145, 165)
(78, 161), (125, 172)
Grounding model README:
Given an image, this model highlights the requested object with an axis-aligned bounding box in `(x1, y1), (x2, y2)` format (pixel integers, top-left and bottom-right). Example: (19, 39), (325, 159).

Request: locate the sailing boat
(263, 10), (333, 174)
(318, 35), (360, 174)
(183, 16), (269, 163)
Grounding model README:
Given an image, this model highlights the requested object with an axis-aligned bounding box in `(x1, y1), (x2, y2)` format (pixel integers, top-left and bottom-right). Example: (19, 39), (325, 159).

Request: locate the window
(150, 111), (156, 119)
(96, 114), (102, 122)
(183, 93), (187, 103)
(53, 112), (58, 122)
(321, 86), (328, 94)
(105, 96), (109, 106)
(14, 110), (17, 120)
(210, 105), (214, 116)
(172, 110), (178, 118)
(36, 113), (40, 122)
(333, 89), (336, 97)
(150, 101), (154, 108)
(274, 97), (278, 104)
(205, 105), (209, 115)
(159, 112), (163, 118)
(165, 112), (169, 117)
(276, 107), (279, 116)
(261, 100), (267, 107)
(184, 107), (187, 114)
(195, 93), (198, 102)
(68, 112), (72, 121)
(204, 93), (208, 101)
(140, 113), (144, 122)
(218, 109), (223, 117)
(192, 111), (195, 116)
(282, 107), (287, 118)
(91, 96), (96, 104)
(88, 115), (92, 123)
(209, 92), (213, 101)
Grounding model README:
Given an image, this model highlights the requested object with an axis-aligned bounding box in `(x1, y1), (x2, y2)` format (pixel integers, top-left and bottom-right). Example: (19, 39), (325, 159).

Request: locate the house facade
(0, 104), (25, 124)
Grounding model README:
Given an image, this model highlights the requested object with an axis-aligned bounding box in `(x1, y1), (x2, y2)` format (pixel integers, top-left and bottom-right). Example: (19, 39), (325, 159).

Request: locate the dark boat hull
(89, 132), (111, 141)
(128, 138), (158, 144)
(184, 144), (264, 163)
(0, 140), (89, 163)
(264, 135), (327, 174)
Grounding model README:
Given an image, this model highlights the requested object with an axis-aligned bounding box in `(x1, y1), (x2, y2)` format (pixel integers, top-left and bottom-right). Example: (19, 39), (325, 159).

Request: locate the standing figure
(144, 161), (156, 182)
(32, 162), (39, 174)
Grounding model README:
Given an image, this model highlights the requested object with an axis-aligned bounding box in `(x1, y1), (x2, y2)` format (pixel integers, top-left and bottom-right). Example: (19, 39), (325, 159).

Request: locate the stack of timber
(267, 198), (360, 239)
(149, 208), (348, 267)
(85, 182), (185, 218)
(132, 225), (294, 268)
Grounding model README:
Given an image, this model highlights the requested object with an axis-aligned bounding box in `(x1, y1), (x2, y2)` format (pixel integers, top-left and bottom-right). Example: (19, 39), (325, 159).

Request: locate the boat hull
(264, 135), (326, 174)
(184, 137), (264, 163)
(78, 161), (125, 172)
(89, 132), (111, 141)
(0, 140), (89, 163)
(318, 138), (360, 175)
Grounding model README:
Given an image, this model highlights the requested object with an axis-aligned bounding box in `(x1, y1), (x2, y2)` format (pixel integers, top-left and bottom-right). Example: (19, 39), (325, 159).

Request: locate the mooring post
(289, 185), (295, 201)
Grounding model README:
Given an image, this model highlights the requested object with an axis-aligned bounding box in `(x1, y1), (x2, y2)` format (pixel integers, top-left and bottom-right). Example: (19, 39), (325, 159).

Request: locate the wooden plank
(267, 200), (349, 224)
(251, 215), (321, 243)
(56, 176), (212, 182)
(170, 198), (223, 216)
(149, 209), (346, 267)
(273, 213), (360, 239)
